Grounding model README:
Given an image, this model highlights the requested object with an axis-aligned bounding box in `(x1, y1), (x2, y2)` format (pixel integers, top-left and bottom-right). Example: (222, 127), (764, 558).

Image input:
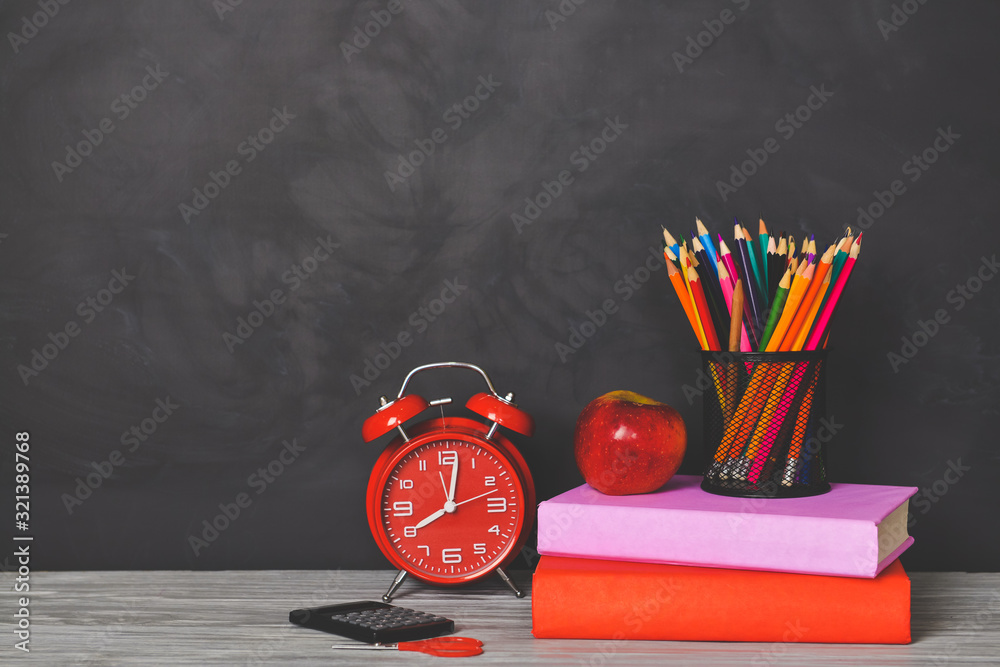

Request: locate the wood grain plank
(2, 571), (998, 665)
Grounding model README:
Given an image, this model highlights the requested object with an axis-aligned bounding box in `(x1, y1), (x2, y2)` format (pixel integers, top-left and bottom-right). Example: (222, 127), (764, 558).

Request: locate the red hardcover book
(531, 555), (911, 643)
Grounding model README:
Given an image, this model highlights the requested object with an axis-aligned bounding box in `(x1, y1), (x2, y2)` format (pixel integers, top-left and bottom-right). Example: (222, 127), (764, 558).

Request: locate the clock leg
(495, 567), (525, 598)
(382, 569), (408, 602)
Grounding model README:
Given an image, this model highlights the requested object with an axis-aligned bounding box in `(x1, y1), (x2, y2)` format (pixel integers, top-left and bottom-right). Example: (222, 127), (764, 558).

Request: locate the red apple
(574, 390), (687, 495)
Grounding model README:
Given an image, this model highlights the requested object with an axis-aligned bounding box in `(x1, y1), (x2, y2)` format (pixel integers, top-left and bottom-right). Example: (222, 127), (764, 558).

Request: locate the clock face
(376, 437), (526, 583)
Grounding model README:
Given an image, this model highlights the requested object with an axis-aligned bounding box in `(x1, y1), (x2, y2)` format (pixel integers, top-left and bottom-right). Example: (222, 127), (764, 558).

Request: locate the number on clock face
(380, 439), (523, 580)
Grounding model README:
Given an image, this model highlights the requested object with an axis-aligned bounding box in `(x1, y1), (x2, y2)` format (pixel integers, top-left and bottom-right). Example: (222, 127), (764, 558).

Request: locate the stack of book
(531, 475), (917, 643)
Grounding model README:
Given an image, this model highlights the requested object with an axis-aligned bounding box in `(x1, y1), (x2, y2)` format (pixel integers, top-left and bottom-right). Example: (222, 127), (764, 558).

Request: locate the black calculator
(288, 601), (455, 644)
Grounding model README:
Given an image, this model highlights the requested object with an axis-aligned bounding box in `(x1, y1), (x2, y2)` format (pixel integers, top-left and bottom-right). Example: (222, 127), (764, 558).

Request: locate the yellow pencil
(780, 243), (834, 351)
(791, 269), (832, 351)
(765, 260), (813, 352)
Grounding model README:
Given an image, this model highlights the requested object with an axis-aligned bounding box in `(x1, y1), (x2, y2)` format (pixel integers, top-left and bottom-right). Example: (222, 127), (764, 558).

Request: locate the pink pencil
(750, 235), (862, 483)
(718, 235), (740, 286)
(747, 361), (811, 483)
(805, 234), (862, 350)
(717, 260), (751, 352)
(718, 236), (752, 352)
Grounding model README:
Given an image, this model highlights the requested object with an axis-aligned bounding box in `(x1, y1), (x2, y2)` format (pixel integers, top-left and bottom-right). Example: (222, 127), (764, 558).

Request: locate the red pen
(332, 636), (483, 657)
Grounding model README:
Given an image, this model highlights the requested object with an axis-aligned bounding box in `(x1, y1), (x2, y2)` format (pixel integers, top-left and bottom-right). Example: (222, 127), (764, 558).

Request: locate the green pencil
(741, 223), (767, 308)
(758, 267), (792, 350)
(758, 218), (771, 300)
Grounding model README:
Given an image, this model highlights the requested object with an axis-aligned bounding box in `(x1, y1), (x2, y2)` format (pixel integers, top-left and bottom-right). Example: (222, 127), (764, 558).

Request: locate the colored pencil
(734, 222), (764, 338)
(781, 365), (820, 484)
(673, 241), (730, 413)
(778, 234), (788, 266)
(723, 279), (745, 424)
(748, 359), (813, 483)
(728, 279), (745, 353)
(676, 237), (732, 414)
(709, 355), (766, 468)
(683, 239), (699, 267)
(758, 267), (791, 350)
(680, 240), (719, 338)
(765, 260), (813, 352)
(765, 236), (778, 302)
(661, 221), (862, 354)
(719, 262), (751, 352)
(687, 266), (721, 350)
(691, 235), (710, 271)
(718, 234), (739, 281)
(811, 232), (853, 335)
(739, 221), (766, 307)
(758, 218), (771, 299)
(719, 235), (760, 350)
(666, 256), (704, 349)
(791, 270), (832, 351)
(805, 234), (862, 350)
(696, 217), (719, 279)
(829, 231), (853, 280)
(662, 226), (680, 262)
(678, 246), (709, 350)
(729, 361), (786, 479)
(692, 237), (728, 344)
(660, 219), (864, 491)
(780, 243), (834, 351)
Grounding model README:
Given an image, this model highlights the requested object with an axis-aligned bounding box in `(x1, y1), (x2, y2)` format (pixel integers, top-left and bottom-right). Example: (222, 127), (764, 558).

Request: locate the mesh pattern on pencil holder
(700, 350), (831, 498)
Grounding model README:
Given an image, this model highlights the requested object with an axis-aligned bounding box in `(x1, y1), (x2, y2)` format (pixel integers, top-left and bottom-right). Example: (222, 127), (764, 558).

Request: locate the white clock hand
(454, 488), (498, 507)
(439, 471), (450, 499)
(448, 459), (458, 502)
(414, 508), (446, 530)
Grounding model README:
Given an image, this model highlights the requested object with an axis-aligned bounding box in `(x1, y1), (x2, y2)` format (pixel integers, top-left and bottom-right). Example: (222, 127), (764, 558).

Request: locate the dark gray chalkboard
(1, 0), (997, 573)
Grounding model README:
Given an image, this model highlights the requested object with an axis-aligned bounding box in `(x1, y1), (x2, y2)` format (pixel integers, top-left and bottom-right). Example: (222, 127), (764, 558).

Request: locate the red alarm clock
(363, 362), (535, 602)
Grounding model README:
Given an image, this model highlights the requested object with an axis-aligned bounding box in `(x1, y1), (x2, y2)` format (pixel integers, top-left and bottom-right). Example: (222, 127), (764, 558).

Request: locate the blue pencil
(734, 221), (764, 341)
(696, 217), (720, 279)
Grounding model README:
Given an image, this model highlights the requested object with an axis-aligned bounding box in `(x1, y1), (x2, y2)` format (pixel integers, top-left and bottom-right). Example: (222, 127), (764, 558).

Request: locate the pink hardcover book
(537, 475), (916, 578)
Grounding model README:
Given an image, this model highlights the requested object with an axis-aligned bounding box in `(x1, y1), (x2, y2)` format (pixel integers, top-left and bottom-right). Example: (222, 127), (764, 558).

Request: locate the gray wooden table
(2, 570), (998, 665)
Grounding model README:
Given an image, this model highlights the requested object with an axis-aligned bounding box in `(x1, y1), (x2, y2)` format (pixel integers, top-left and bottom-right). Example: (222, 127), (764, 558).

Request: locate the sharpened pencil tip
(662, 227), (678, 248)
